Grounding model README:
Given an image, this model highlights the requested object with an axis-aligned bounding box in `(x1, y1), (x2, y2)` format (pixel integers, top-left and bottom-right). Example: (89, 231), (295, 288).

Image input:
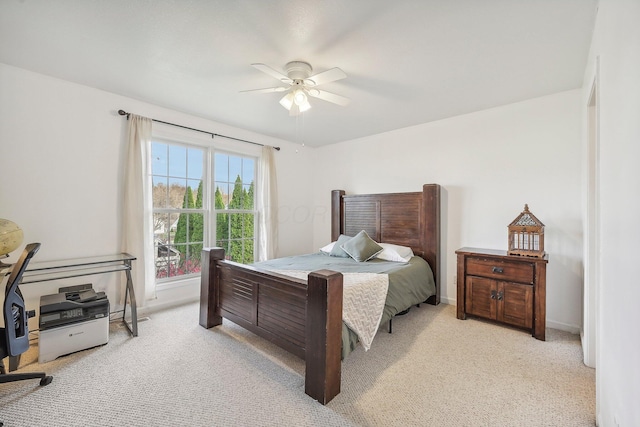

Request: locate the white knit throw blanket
(271, 270), (389, 351)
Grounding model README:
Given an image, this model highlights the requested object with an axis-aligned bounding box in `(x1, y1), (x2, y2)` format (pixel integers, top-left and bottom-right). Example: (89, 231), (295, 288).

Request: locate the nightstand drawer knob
(489, 290), (504, 300)
(492, 266), (504, 274)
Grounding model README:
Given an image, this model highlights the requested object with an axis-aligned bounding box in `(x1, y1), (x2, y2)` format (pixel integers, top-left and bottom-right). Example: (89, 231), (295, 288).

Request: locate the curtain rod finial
(118, 109), (129, 117)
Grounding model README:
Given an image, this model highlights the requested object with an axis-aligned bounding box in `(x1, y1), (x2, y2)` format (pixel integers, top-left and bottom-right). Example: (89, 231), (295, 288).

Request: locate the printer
(38, 284), (109, 363)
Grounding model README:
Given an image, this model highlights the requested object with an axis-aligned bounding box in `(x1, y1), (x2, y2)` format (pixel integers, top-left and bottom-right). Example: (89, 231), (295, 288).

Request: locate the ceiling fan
(242, 61), (350, 116)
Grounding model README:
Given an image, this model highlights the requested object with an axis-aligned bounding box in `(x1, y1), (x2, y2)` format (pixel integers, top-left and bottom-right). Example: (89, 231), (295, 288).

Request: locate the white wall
(311, 90), (584, 333)
(584, 1), (640, 426)
(0, 63), (314, 322)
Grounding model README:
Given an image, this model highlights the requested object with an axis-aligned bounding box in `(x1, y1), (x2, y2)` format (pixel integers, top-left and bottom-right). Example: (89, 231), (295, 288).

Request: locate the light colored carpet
(0, 302), (595, 426)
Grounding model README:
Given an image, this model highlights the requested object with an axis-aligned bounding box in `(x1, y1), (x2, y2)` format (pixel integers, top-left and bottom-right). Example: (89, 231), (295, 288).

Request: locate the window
(151, 142), (206, 280)
(213, 153), (256, 264)
(150, 139), (256, 282)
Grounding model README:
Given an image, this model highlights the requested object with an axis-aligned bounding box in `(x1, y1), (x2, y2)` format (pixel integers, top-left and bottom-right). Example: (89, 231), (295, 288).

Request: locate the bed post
(199, 247), (224, 328)
(331, 190), (345, 241)
(423, 184), (441, 305)
(305, 269), (343, 405)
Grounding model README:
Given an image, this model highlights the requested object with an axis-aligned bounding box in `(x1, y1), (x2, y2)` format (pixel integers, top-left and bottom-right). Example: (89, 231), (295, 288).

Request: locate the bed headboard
(331, 184), (441, 304)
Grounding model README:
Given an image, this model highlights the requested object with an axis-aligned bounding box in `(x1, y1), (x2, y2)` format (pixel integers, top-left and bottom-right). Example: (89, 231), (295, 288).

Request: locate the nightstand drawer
(466, 257), (534, 284)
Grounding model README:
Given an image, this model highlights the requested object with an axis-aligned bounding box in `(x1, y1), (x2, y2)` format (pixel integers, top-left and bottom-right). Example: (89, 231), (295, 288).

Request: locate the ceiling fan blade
(308, 89), (350, 106)
(251, 63), (293, 84)
(305, 67), (347, 86)
(240, 86), (289, 94)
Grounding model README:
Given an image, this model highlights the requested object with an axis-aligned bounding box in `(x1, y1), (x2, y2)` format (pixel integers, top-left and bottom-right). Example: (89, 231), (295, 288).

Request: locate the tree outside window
(214, 153), (255, 264)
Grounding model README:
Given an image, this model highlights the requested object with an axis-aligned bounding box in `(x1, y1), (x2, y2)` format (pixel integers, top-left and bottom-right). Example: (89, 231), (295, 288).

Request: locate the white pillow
(319, 241), (336, 254)
(376, 243), (414, 262)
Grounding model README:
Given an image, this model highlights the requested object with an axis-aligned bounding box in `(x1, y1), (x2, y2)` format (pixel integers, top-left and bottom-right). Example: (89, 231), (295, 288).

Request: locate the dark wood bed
(199, 184), (441, 404)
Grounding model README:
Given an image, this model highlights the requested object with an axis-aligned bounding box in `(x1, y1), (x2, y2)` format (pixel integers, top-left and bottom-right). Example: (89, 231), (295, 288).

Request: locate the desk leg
(8, 355), (20, 372)
(123, 261), (138, 337)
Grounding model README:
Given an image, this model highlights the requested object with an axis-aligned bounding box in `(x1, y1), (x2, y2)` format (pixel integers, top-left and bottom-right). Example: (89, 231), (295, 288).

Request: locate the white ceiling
(0, 0), (597, 147)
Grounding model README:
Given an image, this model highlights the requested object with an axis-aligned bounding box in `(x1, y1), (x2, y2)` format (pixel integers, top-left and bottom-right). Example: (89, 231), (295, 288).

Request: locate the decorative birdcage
(508, 204), (545, 258)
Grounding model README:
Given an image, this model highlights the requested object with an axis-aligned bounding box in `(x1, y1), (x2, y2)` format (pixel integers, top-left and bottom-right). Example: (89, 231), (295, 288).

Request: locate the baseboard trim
(446, 298), (580, 334)
(547, 319), (580, 334)
(137, 280), (200, 318)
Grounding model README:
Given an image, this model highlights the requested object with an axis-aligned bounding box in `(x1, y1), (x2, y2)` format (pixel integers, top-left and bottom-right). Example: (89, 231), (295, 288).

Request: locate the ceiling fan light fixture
(298, 98), (311, 113)
(279, 90), (311, 115)
(279, 92), (294, 110)
(293, 89), (311, 113)
(293, 90), (307, 106)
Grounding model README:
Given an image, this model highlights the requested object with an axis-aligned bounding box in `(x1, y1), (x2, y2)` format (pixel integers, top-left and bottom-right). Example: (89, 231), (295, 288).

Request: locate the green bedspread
(253, 253), (436, 358)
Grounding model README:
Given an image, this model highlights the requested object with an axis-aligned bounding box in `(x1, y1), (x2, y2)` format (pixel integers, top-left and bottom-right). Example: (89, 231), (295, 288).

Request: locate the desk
(18, 253), (138, 337)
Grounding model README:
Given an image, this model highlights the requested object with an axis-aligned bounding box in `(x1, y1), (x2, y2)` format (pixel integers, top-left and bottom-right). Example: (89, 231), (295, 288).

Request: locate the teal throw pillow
(329, 234), (353, 258)
(341, 230), (383, 262)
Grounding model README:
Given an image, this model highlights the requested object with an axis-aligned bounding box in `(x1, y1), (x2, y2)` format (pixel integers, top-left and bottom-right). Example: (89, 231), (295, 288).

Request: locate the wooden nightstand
(456, 247), (549, 340)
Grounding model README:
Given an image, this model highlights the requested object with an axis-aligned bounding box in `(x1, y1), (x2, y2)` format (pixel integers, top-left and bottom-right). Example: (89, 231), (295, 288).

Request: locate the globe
(0, 218), (24, 258)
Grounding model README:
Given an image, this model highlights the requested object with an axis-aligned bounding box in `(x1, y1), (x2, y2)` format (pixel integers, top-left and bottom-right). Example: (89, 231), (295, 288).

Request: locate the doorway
(583, 61), (600, 369)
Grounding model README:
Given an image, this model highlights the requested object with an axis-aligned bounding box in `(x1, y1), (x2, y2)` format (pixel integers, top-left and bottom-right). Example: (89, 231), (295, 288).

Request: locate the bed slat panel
(258, 284), (306, 347)
(380, 195), (422, 249)
(219, 271), (255, 323)
(343, 200), (379, 240)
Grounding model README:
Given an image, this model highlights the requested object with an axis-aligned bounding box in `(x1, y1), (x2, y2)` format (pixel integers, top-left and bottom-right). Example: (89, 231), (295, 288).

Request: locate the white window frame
(147, 124), (261, 289)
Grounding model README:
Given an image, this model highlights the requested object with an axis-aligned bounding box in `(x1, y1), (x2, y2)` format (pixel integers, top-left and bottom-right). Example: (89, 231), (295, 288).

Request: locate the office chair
(1, 242), (53, 386)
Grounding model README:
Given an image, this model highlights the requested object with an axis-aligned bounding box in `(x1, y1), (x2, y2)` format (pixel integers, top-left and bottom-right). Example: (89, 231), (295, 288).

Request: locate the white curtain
(257, 146), (278, 261)
(122, 114), (156, 305)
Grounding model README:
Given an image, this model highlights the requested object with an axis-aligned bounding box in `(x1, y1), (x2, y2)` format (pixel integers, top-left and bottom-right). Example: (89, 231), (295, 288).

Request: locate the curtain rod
(117, 110), (280, 151)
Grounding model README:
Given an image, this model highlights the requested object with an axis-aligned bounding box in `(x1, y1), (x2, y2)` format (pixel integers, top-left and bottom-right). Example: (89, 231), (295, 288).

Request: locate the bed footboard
(199, 248), (343, 404)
